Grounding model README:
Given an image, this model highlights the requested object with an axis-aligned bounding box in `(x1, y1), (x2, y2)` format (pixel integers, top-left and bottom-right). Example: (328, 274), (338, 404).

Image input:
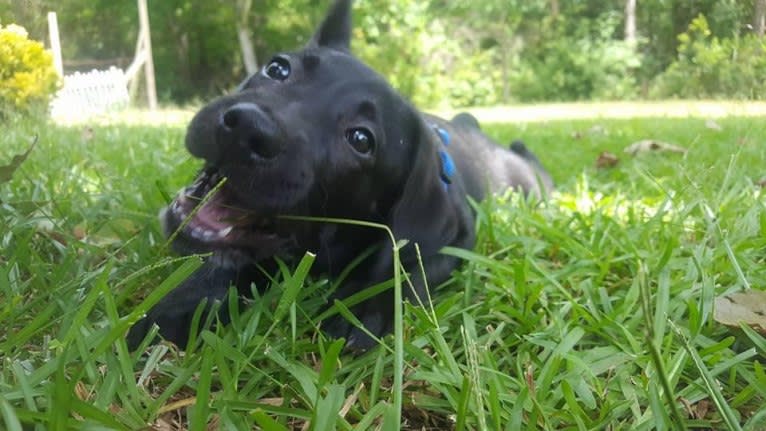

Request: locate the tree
(625, 0), (636, 43)
(434, 0), (548, 102)
(550, 0), (559, 20)
(755, 0), (766, 37)
(236, 0), (258, 74)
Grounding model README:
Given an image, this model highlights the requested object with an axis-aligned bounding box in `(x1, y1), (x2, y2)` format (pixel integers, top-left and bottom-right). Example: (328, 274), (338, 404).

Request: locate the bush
(353, 0), (502, 108)
(650, 14), (766, 99)
(509, 13), (642, 102)
(0, 23), (60, 118)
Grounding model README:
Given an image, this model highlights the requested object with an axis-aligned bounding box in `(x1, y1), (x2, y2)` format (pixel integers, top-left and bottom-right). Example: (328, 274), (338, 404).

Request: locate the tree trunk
(550, 0), (559, 20)
(236, 0), (258, 75)
(237, 26), (258, 74)
(755, 0), (766, 37)
(625, 0), (637, 43)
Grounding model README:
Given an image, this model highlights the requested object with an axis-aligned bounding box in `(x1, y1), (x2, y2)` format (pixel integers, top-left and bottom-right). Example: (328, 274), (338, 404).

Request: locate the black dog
(127, 0), (552, 350)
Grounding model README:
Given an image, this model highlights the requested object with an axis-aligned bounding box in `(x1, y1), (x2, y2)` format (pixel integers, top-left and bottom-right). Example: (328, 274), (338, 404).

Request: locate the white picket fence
(50, 67), (130, 121)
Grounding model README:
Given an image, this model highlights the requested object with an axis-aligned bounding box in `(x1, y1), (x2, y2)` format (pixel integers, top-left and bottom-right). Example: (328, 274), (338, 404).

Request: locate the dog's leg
(126, 260), (256, 349)
(322, 286), (394, 350)
(322, 252), (462, 350)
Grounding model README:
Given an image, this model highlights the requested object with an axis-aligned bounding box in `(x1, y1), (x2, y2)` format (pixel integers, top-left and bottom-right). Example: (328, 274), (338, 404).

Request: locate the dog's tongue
(186, 192), (253, 231)
(196, 204), (236, 230)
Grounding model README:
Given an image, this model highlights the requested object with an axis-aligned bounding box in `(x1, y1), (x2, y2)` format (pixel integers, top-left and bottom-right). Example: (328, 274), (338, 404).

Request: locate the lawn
(1, 105), (765, 430)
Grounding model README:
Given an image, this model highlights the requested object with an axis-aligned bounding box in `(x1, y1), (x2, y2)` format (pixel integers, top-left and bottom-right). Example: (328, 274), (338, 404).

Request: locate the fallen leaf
(624, 139), (688, 156)
(81, 126), (94, 141)
(73, 225), (87, 240)
(570, 124), (607, 140)
(340, 383), (365, 418)
(151, 417), (175, 431)
(75, 381), (90, 401)
(705, 119), (723, 131)
(714, 291), (766, 335)
(680, 397), (710, 420)
(0, 136), (37, 184)
(207, 414), (220, 431)
(596, 151), (620, 169)
(695, 399), (710, 420)
(525, 364), (535, 395)
(157, 396), (196, 414)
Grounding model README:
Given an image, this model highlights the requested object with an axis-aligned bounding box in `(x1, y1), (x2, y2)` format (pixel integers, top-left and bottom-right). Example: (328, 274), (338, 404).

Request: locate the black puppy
(127, 0), (552, 350)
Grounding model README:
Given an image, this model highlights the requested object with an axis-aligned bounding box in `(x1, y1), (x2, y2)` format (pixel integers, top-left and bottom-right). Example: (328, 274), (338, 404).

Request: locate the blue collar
(432, 125), (456, 190)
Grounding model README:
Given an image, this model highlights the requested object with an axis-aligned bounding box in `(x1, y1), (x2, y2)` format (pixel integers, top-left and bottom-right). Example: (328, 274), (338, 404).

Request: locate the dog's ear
(309, 0), (352, 52)
(388, 117), (475, 263)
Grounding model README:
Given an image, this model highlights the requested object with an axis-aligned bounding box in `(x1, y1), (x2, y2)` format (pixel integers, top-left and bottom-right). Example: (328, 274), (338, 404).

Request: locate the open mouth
(167, 167), (280, 247)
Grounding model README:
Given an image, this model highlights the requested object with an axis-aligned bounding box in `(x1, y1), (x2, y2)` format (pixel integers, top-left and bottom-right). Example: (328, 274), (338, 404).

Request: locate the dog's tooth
(202, 230), (214, 241)
(192, 227), (205, 239)
(218, 226), (233, 238)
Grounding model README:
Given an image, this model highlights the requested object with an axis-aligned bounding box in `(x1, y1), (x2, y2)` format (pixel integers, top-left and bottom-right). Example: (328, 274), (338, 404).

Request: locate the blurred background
(1, 0), (765, 111)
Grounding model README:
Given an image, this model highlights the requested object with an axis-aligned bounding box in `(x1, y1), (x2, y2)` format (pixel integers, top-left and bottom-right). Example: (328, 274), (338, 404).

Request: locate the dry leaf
(714, 291), (766, 335)
(695, 400), (710, 420)
(705, 119), (723, 131)
(624, 139), (688, 156)
(596, 151), (620, 169)
(81, 126), (94, 141)
(73, 225), (87, 240)
(151, 417), (177, 431)
(525, 364), (535, 395)
(571, 124), (607, 140)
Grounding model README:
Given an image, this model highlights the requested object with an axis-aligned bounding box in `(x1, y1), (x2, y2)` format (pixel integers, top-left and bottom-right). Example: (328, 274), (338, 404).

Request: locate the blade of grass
(670, 321), (743, 431)
(455, 375), (471, 431)
(0, 394), (23, 431)
(252, 409), (289, 431)
(189, 348), (214, 431)
(274, 252), (314, 323)
(637, 261), (689, 431)
(312, 384), (346, 431)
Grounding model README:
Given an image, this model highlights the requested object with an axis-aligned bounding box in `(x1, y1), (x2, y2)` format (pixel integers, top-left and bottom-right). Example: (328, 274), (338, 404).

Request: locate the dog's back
(426, 113), (553, 201)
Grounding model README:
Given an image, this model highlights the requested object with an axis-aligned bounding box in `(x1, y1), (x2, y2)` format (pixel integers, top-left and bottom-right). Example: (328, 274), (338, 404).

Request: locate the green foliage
(438, 47), (502, 108)
(510, 13), (642, 102)
(353, 0), (433, 105)
(353, 0), (502, 108)
(651, 14), (766, 100)
(0, 23), (59, 117)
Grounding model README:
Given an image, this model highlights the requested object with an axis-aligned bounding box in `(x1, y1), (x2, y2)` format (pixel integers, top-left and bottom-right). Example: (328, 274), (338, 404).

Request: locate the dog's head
(163, 0), (472, 265)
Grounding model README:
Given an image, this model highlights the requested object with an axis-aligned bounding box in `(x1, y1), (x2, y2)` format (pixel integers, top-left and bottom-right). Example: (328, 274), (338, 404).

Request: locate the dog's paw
(322, 308), (392, 350)
(127, 263), (242, 350)
(127, 298), (235, 350)
(127, 304), (198, 350)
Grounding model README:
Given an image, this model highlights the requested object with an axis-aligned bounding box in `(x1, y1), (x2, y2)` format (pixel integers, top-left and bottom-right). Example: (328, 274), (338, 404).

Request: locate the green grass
(1, 110), (765, 430)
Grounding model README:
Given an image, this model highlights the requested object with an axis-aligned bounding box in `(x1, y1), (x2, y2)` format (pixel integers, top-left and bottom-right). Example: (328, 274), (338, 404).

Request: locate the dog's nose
(219, 103), (282, 160)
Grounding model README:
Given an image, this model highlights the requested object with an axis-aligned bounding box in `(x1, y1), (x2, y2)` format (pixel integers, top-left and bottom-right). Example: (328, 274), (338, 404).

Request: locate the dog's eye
(346, 128), (375, 154)
(263, 57), (291, 81)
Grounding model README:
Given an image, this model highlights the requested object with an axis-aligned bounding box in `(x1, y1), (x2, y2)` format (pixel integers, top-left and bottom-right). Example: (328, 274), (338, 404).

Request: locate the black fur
(127, 0), (552, 350)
